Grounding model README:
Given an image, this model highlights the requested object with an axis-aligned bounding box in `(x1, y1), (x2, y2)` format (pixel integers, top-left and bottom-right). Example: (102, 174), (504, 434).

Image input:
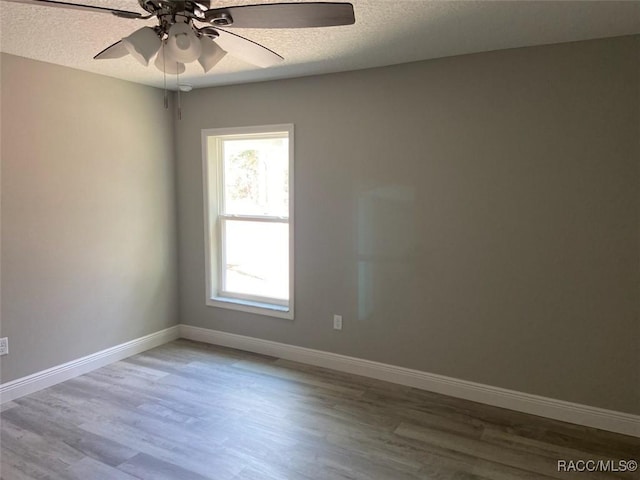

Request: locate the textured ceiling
(1, 1), (639, 89)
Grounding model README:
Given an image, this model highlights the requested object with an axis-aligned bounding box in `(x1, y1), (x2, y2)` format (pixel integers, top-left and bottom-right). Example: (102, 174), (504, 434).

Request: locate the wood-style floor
(1, 340), (638, 480)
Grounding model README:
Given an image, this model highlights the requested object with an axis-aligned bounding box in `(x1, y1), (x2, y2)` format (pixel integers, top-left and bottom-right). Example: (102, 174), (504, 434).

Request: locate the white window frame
(202, 124), (294, 320)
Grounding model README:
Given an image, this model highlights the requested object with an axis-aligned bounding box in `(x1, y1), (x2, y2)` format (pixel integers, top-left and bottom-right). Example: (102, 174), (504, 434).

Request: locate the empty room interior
(0, 0), (639, 479)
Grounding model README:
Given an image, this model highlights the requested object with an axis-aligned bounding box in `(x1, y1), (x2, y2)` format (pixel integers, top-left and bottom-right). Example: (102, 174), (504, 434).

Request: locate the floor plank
(1, 339), (638, 480)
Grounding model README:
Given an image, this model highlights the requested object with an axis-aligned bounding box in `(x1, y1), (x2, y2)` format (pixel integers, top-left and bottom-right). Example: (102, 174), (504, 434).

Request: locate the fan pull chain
(177, 67), (182, 120)
(162, 42), (168, 109)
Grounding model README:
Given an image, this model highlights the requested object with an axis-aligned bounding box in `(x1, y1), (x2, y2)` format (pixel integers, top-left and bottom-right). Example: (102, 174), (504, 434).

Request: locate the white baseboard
(0, 326), (180, 404)
(179, 324), (640, 438)
(3, 324), (637, 438)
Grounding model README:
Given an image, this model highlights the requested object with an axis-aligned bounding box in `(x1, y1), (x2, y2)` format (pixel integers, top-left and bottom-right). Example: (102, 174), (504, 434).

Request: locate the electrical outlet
(333, 315), (342, 331)
(0, 337), (8, 356)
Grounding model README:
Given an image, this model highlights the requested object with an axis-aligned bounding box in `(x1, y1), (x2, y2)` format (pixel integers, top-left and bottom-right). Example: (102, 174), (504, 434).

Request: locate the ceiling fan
(2, 0), (356, 73)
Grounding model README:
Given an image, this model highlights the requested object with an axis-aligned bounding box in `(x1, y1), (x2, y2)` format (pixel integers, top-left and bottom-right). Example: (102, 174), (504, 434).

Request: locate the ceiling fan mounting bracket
(111, 10), (149, 19)
(208, 12), (233, 27)
(197, 26), (220, 39)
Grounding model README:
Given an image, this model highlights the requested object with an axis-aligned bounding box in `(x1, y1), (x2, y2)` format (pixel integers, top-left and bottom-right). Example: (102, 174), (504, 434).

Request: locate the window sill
(207, 296), (293, 320)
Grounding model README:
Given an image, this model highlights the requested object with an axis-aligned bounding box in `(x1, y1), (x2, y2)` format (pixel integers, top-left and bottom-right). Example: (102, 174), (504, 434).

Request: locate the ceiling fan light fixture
(35, 0), (356, 76)
(122, 27), (161, 66)
(166, 22), (202, 63)
(154, 48), (187, 74)
(198, 36), (227, 73)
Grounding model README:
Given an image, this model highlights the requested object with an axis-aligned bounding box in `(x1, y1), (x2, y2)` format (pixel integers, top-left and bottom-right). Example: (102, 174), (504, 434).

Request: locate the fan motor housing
(139, 0), (211, 20)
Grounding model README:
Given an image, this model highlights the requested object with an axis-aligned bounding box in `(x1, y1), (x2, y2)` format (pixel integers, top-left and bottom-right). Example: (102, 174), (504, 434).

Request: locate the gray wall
(175, 36), (639, 414)
(0, 54), (178, 383)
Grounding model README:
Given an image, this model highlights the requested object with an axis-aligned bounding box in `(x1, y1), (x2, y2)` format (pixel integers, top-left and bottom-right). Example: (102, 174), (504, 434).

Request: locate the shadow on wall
(357, 185), (417, 321)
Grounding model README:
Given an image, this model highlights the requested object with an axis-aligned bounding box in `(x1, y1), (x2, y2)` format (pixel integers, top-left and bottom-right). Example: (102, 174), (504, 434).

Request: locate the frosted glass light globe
(166, 23), (202, 63)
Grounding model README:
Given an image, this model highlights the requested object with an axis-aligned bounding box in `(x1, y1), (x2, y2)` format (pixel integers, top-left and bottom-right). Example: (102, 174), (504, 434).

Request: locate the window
(202, 125), (294, 319)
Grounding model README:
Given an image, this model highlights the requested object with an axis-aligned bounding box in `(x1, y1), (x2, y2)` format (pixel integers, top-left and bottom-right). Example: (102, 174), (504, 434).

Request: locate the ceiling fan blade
(204, 2), (355, 28)
(1, 0), (145, 18)
(93, 40), (128, 60)
(213, 28), (283, 68)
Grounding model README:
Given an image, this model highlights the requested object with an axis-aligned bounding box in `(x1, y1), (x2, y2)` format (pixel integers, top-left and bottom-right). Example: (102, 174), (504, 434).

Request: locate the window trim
(202, 124), (294, 320)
